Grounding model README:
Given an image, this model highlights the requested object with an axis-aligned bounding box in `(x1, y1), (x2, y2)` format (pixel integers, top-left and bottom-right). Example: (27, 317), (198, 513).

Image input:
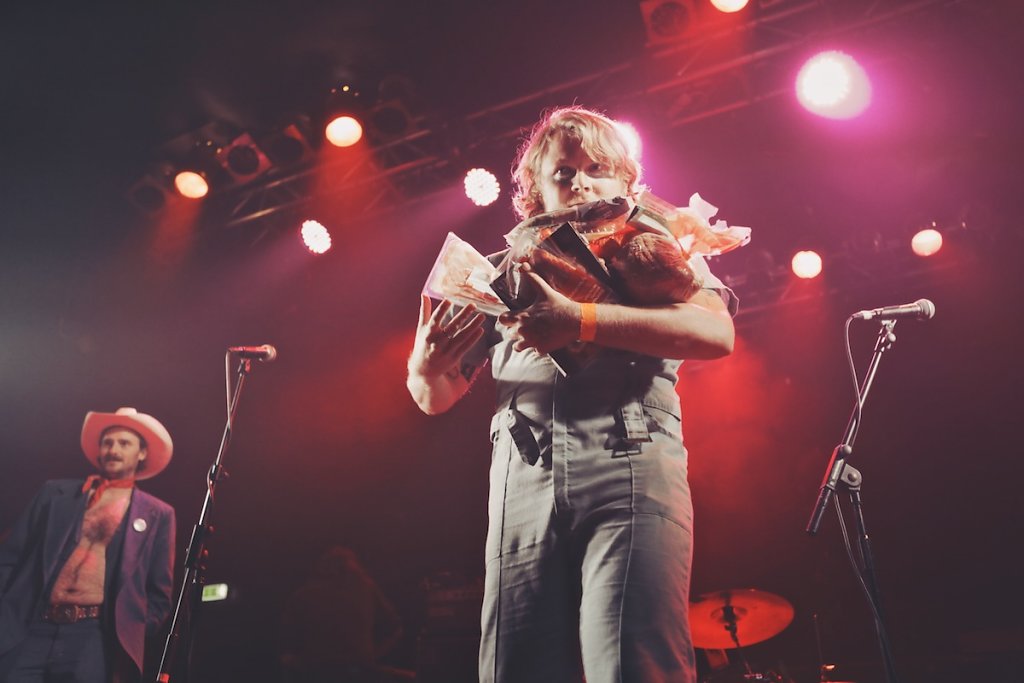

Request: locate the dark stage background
(2, 2), (1022, 682)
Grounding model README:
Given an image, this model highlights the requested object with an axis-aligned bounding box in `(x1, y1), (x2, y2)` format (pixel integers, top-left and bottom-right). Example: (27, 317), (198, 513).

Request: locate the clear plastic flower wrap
(632, 191), (751, 258)
(421, 232), (507, 316)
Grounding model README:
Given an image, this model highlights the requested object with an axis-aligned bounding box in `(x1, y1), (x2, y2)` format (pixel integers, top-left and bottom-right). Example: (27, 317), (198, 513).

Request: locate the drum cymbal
(689, 588), (794, 649)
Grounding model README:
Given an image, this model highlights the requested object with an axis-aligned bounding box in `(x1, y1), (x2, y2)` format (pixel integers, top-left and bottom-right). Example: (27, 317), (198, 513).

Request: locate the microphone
(852, 299), (935, 321)
(227, 344), (278, 362)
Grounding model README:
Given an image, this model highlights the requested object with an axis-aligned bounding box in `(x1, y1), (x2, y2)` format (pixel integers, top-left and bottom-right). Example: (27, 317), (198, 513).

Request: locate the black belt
(42, 603), (102, 624)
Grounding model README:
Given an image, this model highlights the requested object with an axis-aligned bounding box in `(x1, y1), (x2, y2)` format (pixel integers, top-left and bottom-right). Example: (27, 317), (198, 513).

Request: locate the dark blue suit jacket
(0, 478), (176, 677)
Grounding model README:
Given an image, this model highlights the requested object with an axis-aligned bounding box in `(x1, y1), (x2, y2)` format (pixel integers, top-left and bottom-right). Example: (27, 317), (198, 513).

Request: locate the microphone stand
(806, 320), (901, 683)
(156, 357), (254, 683)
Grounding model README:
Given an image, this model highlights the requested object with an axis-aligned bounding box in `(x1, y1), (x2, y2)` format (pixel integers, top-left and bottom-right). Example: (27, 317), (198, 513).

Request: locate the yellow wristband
(579, 302), (597, 342)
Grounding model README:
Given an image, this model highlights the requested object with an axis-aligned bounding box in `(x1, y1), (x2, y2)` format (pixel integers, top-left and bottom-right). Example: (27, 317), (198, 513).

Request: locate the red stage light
(464, 168), (500, 206)
(791, 250), (823, 279)
(911, 227), (943, 257)
(796, 51), (872, 119)
(301, 220), (332, 254)
(325, 115), (363, 147)
(174, 171), (208, 199)
(710, 0), (749, 12)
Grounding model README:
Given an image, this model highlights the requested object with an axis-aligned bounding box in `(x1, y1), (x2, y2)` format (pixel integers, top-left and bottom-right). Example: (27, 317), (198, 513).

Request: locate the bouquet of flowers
(421, 193), (751, 374)
(500, 191), (751, 306)
(421, 232), (506, 316)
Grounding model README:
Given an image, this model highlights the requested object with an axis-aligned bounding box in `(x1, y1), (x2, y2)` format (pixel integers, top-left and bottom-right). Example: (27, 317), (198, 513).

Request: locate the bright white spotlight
(301, 220), (332, 254)
(710, 0), (749, 12)
(796, 51), (872, 119)
(613, 121), (643, 161)
(791, 250), (823, 279)
(325, 115), (363, 147)
(911, 227), (943, 257)
(464, 168), (500, 206)
(174, 171), (208, 199)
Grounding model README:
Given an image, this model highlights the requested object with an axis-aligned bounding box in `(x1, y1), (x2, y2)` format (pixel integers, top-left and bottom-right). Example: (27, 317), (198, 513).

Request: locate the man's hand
(409, 295), (486, 379)
(497, 265), (581, 355)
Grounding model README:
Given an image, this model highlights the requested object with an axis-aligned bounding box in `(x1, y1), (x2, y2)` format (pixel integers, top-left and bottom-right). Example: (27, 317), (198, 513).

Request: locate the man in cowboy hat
(0, 407), (176, 683)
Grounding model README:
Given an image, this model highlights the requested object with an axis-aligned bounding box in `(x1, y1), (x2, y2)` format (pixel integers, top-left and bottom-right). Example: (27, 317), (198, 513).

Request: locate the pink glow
(796, 51), (872, 119)
(613, 120), (643, 161)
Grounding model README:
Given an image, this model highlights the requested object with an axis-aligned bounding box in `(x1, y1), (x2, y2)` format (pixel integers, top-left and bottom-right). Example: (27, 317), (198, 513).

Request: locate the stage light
(369, 100), (413, 140)
(911, 227), (943, 257)
(174, 171), (208, 199)
(710, 0), (749, 12)
(323, 82), (365, 147)
(796, 51), (871, 119)
(639, 0), (696, 44)
(613, 121), (643, 161)
(464, 168), (500, 206)
(217, 132), (272, 181)
(325, 115), (363, 147)
(301, 220), (332, 254)
(127, 161), (181, 213)
(370, 75), (418, 141)
(226, 146), (260, 175)
(267, 134), (305, 164)
(263, 122), (313, 167)
(791, 250), (823, 279)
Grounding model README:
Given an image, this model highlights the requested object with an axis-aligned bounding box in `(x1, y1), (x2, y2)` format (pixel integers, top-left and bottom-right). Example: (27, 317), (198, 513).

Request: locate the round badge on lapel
(133, 518), (148, 532)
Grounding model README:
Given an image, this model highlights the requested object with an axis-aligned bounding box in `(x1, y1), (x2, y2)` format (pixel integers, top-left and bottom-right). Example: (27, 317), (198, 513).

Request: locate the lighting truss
(720, 225), (979, 328)
(220, 0), (965, 230)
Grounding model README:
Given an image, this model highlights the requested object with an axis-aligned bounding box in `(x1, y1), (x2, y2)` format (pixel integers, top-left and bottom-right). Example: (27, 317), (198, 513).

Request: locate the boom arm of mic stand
(806, 321), (895, 535)
(155, 358), (252, 683)
(804, 320), (903, 683)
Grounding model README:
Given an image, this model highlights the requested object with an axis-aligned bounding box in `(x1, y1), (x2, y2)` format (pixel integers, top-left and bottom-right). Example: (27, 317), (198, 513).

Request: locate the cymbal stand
(721, 602), (755, 677)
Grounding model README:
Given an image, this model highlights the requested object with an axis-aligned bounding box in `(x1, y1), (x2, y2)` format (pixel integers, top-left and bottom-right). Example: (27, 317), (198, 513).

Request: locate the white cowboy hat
(81, 407), (173, 480)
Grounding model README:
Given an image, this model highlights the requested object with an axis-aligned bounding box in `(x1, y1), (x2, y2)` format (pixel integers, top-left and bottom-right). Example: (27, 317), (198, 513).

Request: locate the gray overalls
(469, 259), (735, 683)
